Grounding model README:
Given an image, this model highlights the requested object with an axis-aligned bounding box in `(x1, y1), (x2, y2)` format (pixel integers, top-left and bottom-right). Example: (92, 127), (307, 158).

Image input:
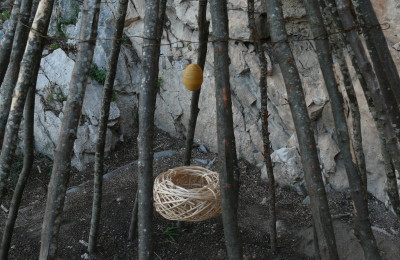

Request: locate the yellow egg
(183, 64), (203, 91)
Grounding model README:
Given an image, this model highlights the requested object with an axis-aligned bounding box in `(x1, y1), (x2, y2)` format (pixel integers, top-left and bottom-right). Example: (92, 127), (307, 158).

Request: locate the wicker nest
(153, 166), (221, 222)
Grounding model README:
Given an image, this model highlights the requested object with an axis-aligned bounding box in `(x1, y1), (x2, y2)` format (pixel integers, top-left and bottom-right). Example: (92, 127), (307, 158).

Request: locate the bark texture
(88, 0), (129, 254)
(0, 0), (37, 147)
(136, 0), (166, 257)
(335, 0), (400, 221)
(183, 0), (209, 166)
(0, 0), (55, 203)
(350, 1), (400, 142)
(266, 0), (339, 258)
(247, 0), (276, 252)
(351, 0), (400, 108)
(210, 0), (243, 258)
(39, 0), (101, 258)
(319, 0), (367, 196)
(0, 61), (38, 259)
(302, 1), (380, 258)
(0, 0), (21, 85)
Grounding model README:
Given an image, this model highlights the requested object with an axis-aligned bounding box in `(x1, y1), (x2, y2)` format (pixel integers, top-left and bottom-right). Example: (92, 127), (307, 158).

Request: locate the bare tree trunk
(88, 0), (129, 254)
(247, 0), (276, 252)
(322, 0), (400, 221)
(335, 0), (400, 220)
(351, 0), (400, 106)
(312, 219), (321, 260)
(301, 1), (380, 258)
(0, 0), (55, 203)
(136, 0), (167, 257)
(39, 0), (101, 258)
(319, 0), (367, 196)
(350, 47), (400, 219)
(0, 0), (21, 85)
(209, 0), (242, 259)
(336, 50), (367, 195)
(128, 0), (167, 245)
(183, 0), (209, 166)
(156, 0), (166, 41)
(0, 61), (38, 260)
(0, 0), (37, 147)
(266, 0), (339, 258)
(344, 0), (400, 143)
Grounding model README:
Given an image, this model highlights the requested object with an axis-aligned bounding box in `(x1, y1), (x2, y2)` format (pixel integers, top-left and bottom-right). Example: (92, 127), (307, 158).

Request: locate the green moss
(50, 43), (59, 50)
(157, 77), (163, 89)
(55, 4), (80, 39)
(154, 226), (180, 242)
(46, 87), (67, 104)
(55, 23), (66, 39)
(122, 33), (131, 44)
(0, 11), (10, 20)
(89, 64), (107, 85)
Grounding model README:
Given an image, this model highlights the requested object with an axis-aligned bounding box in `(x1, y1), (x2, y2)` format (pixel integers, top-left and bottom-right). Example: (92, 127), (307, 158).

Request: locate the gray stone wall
(2, 0), (398, 206)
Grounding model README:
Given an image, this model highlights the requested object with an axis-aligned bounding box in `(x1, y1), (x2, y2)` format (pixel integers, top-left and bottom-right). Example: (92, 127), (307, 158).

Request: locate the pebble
(199, 144), (209, 153)
(260, 197), (267, 205)
(276, 220), (286, 233)
(302, 196), (310, 205)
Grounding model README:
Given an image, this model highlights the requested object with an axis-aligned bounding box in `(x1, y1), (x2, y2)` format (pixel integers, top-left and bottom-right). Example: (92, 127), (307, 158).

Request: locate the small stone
(276, 220), (286, 233)
(390, 227), (399, 236)
(42, 50), (49, 56)
(193, 158), (208, 165)
(79, 240), (88, 247)
(198, 144), (209, 153)
(325, 183), (333, 192)
(260, 197), (267, 205)
(81, 253), (89, 259)
(302, 196), (310, 205)
(217, 249), (226, 259)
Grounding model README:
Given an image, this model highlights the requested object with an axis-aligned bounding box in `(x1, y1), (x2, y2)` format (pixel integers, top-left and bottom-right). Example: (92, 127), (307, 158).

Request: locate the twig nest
(182, 64), (203, 91)
(153, 166), (221, 222)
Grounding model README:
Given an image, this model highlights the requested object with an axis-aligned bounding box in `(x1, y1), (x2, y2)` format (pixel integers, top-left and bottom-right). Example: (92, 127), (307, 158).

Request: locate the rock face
(34, 49), (120, 170)
(4, 0), (396, 205)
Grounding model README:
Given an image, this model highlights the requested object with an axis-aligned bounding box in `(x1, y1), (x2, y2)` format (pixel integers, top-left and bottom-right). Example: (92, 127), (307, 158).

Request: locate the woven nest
(153, 166), (221, 222)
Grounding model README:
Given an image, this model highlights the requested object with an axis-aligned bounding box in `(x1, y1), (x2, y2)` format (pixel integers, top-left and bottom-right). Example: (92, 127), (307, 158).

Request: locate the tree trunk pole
(334, 0), (400, 220)
(88, 0), (129, 254)
(345, 1), (400, 142)
(183, 0), (209, 166)
(318, 0), (367, 197)
(136, 0), (167, 257)
(301, 1), (380, 258)
(351, 0), (400, 106)
(247, 0), (277, 252)
(209, 0), (243, 259)
(0, 0), (55, 203)
(0, 0), (21, 85)
(266, 0), (339, 258)
(0, 60), (38, 260)
(0, 0), (37, 147)
(128, 0), (167, 245)
(39, 0), (101, 258)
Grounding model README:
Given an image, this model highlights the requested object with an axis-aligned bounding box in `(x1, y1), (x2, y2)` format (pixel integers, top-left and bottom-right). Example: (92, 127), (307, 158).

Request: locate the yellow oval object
(183, 64), (203, 91)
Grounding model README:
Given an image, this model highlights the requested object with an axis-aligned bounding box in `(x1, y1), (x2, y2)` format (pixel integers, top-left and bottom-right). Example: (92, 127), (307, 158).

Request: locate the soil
(1, 128), (399, 259)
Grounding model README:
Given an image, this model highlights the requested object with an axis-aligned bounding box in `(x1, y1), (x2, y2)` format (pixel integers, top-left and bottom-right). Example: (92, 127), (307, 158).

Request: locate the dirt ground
(1, 128), (399, 259)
